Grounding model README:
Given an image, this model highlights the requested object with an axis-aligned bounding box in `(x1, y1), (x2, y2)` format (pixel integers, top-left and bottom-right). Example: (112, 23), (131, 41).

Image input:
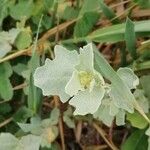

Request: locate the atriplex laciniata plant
(34, 43), (149, 126)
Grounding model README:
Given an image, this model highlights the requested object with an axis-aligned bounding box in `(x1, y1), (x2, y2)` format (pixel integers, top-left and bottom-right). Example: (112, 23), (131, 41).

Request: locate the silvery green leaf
(49, 107), (60, 125)
(0, 28), (20, 44)
(117, 67), (139, 89)
(148, 138), (150, 150)
(34, 45), (79, 102)
(0, 133), (19, 150)
(116, 109), (125, 126)
(0, 28), (20, 58)
(109, 84), (134, 113)
(76, 43), (94, 72)
(146, 127), (150, 136)
(19, 134), (41, 150)
(65, 69), (83, 96)
(134, 89), (149, 113)
(94, 100), (114, 126)
(0, 40), (11, 58)
(146, 126), (150, 149)
(63, 107), (75, 128)
(17, 123), (41, 134)
(63, 115), (75, 128)
(69, 85), (105, 115)
(109, 100), (119, 116)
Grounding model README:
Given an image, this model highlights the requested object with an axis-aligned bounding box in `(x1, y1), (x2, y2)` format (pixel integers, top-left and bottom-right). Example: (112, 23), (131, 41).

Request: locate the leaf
(79, 0), (100, 15)
(15, 30), (32, 50)
(10, 0), (34, 20)
(99, 0), (119, 24)
(13, 63), (28, 76)
(0, 103), (11, 114)
(89, 20), (150, 43)
(0, 0), (11, 27)
(63, 6), (79, 20)
(94, 99), (114, 126)
(140, 75), (150, 100)
(0, 62), (13, 101)
(121, 129), (148, 150)
(13, 106), (33, 122)
(125, 18), (137, 59)
(74, 12), (99, 37)
(49, 108), (60, 125)
(127, 111), (148, 129)
(116, 109), (125, 126)
(0, 133), (19, 150)
(0, 133), (41, 150)
(0, 40), (11, 58)
(34, 45), (79, 102)
(19, 134), (41, 150)
(134, 89), (149, 113)
(117, 67), (139, 90)
(134, 0), (150, 8)
(63, 107), (75, 128)
(0, 28), (20, 58)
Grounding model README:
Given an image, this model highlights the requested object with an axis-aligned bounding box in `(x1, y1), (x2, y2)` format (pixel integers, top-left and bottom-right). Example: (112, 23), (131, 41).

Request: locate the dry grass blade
(93, 122), (119, 150)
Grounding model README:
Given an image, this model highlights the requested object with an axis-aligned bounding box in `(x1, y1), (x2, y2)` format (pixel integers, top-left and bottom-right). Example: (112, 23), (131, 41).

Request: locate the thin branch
(93, 122), (119, 150)
(54, 96), (65, 150)
(0, 117), (13, 128)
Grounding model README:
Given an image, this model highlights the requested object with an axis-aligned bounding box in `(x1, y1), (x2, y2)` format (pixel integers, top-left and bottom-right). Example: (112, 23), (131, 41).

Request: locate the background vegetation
(0, 0), (150, 149)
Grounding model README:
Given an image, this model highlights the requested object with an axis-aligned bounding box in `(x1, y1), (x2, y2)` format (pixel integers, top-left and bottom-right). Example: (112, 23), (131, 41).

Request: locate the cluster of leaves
(0, 0), (150, 150)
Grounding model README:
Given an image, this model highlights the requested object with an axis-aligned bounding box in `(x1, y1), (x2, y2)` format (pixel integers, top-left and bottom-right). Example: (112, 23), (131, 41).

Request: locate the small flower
(34, 43), (105, 115)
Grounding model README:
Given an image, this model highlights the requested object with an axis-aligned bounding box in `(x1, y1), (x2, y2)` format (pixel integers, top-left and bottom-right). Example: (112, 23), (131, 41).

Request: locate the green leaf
(63, 6), (79, 20)
(0, 103), (11, 114)
(10, 0), (34, 20)
(99, 0), (119, 24)
(34, 45), (79, 102)
(79, 0), (100, 15)
(89, 20), (150, 43)
(140, 75), (150, 100)
(0, 0), (13, 27)
(121, 129), (148, 150)
(15, 30), (32, 50)
(127, 111), (148, 129)
(0, 62), (13, 101)
(134, 0), (150, 8)
(13, 106), (33, 122)
(125, 18), (137, 59)
(13, 63), (28, 76)
(74, 12), (99, 37)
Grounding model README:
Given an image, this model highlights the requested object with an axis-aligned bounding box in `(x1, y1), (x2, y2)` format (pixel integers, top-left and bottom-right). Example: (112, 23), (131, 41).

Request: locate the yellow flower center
(78, 71), (93, 89)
